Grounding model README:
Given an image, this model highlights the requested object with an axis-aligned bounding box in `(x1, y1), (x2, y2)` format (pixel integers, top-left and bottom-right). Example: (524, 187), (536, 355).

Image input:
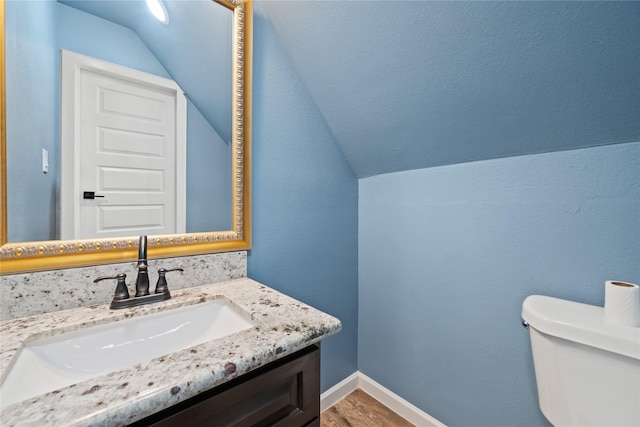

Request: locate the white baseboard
(320, 371), (447, 427)
(320, 372), (361, 412)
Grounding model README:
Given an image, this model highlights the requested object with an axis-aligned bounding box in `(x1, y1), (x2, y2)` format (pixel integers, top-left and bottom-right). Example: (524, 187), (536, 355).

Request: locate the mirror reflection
(5, 0), (233, 242)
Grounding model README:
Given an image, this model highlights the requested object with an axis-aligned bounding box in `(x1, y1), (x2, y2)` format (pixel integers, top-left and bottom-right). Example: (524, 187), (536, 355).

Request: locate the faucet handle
(154, 268), (184, 295)
(94, 273), (130, 302)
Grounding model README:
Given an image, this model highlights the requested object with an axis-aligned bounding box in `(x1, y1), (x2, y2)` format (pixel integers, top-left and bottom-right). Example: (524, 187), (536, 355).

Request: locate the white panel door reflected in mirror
(60, 51), (186, 240)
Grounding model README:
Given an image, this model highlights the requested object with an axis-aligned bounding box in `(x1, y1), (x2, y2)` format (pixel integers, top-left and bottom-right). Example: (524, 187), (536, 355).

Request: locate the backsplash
(0, 251), (246, 321)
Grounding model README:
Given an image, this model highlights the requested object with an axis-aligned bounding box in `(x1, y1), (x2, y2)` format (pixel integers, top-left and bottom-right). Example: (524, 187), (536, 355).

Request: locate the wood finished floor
(320, 389), (414, 427)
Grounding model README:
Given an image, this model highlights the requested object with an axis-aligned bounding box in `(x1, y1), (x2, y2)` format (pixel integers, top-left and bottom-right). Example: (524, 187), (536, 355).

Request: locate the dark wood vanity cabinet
(132, 345), (320, 427)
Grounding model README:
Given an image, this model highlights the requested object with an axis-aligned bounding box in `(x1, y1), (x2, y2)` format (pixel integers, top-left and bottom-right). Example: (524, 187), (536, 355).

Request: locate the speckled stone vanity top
(0, 278), (341, 426)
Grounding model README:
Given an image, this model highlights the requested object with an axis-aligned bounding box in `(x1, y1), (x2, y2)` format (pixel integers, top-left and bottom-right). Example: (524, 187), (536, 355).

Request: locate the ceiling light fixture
(146, 0), (169, 24)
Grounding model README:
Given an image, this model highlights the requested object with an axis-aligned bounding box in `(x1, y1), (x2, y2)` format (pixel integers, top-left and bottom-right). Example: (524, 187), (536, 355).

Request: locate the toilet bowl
(522, 295), (640, 426)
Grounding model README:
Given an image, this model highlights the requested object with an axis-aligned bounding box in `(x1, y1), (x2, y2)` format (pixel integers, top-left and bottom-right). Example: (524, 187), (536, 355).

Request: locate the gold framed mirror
(0, 0), (252, 274)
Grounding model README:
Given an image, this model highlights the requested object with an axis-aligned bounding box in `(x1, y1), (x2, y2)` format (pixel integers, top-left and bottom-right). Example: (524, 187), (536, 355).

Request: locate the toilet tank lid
(522, 295), (640, 360)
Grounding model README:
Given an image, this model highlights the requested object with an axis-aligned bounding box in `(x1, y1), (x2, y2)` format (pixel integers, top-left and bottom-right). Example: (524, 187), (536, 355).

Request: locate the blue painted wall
(358, 142), (640, 426)
(186, 100), (232, 233)
(5, 0), (58, 242)
(247, 7), (359, 392)
(56, 3), (170, 77)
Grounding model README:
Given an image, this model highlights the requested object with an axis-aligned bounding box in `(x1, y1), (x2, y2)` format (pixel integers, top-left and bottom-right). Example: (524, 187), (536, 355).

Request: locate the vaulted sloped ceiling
(60, 0), (233, 143)
(260, 1), (640, 178)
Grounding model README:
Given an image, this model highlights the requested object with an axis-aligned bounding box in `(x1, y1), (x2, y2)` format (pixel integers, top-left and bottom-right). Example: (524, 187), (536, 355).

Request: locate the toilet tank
(522, 295), (640, 427)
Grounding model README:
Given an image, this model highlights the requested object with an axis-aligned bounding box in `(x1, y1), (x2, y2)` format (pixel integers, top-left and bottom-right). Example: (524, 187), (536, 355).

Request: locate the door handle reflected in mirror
(83, 191), (105, 200)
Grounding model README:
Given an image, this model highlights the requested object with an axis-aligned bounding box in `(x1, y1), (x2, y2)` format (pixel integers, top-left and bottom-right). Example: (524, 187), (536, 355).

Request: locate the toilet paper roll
(604, 281), (640, 327)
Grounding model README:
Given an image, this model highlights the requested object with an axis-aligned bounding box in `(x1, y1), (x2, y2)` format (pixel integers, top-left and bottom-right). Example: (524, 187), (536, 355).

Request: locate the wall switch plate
(42, 148), (49, 173)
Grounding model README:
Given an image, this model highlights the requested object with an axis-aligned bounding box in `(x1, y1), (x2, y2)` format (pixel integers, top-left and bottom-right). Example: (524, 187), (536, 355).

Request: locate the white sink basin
(0, 299), (254, 407)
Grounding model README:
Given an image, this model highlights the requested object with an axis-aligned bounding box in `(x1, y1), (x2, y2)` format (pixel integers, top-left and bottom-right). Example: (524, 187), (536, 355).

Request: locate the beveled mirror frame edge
(0, 0), (252, 274)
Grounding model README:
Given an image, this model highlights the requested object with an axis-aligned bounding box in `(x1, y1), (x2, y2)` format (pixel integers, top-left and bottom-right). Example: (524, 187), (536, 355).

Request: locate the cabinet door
(136, 345), (320, 427)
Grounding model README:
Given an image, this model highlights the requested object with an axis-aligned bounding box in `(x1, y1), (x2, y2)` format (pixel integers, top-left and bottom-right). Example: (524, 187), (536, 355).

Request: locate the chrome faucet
(94, 235), (184, 309)
(135, 235), (150, 297)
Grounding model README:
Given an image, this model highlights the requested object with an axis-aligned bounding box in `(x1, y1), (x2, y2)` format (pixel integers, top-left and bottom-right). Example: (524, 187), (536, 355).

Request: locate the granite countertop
(0, 278), (341, 426)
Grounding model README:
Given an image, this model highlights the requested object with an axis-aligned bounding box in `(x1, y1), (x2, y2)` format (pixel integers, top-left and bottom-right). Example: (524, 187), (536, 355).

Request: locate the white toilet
(522, 295), (640, 426)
